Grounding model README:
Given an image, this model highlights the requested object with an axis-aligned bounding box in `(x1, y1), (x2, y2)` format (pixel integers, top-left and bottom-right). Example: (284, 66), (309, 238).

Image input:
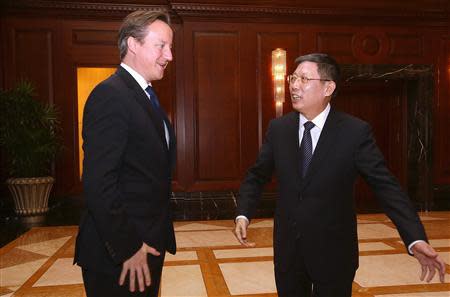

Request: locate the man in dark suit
(74, 11), (176, 297)
(234, 53), (445, 297)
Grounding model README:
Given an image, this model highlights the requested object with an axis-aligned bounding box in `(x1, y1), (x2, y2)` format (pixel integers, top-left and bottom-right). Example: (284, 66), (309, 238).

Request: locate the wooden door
(333, 80), (407, 213)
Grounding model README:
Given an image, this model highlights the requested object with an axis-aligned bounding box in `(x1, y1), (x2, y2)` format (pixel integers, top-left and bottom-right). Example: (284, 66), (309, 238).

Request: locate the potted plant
(0, 81), (62, 225)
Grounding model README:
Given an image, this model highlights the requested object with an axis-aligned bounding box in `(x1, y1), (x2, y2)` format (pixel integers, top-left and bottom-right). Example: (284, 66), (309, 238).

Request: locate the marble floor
(1, 212), (449, 297)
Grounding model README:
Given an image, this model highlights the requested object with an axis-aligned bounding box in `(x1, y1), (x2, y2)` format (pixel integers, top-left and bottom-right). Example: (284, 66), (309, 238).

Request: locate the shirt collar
(120, 62), (151, 90)
(299, 103), (331, 130)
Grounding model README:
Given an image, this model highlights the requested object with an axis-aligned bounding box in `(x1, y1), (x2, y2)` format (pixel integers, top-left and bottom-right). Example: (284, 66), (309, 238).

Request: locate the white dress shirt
(120, 62), (170, 148)
(299, 103), (330, 152)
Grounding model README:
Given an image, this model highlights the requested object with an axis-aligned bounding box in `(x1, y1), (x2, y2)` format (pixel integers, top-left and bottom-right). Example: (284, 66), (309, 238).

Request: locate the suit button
(105, 242), (114, 254)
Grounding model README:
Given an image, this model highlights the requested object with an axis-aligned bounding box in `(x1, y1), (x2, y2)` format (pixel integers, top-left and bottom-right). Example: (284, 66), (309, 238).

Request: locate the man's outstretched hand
(411, 241), (446, 283)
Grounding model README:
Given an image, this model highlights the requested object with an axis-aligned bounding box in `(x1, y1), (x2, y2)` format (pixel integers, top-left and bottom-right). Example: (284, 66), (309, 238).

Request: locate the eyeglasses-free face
(287, 73), (331, 85)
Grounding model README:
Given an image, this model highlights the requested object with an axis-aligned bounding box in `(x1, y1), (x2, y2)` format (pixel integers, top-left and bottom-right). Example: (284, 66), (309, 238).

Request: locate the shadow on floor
(0, 194), (84, 248)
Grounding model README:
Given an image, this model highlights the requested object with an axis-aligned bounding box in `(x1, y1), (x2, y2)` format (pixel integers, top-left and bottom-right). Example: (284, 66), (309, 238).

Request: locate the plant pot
(6, 176), (54, 225)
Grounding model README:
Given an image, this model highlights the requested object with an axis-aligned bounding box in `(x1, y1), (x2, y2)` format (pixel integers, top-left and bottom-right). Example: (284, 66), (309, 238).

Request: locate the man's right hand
(119, 243), (160, 292)
(234, 217), (256, 247)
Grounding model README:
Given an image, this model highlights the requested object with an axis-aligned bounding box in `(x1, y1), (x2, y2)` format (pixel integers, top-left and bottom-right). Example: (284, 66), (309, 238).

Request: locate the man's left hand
(411, 241), (446, 283)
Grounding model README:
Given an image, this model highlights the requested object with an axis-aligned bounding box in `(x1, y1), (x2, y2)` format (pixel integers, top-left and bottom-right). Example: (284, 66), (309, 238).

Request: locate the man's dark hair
(295, 53), (341, 98)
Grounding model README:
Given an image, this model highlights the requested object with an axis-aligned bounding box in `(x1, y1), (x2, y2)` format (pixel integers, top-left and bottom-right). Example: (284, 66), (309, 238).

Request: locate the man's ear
(324, 81), (336, 97)
(127, 36), (137, 55)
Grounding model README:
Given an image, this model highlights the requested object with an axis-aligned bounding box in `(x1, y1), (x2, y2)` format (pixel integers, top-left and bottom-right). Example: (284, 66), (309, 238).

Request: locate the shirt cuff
(235, 215), (249, 224)
(408, 240), (426, 254)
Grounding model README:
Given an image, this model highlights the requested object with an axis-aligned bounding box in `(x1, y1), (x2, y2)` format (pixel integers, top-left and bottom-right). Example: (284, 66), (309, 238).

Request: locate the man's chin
(291, 101), (303, 112)
(150, 72), (165, 81)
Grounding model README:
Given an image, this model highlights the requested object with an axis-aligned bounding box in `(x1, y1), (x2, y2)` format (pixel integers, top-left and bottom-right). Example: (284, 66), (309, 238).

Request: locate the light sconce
(272, 48), (286, 117)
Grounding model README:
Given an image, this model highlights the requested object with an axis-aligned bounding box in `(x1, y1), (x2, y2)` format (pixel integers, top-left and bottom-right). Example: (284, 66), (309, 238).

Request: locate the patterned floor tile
(175, 223), (229, 231)
(0, 248), (47, 269)
(219, 261), (276, 295)
(33, 258), (83, 287)
(161, 265), (207, 296)
(358, 242), (395, 252)
(165, 251), (198, 262)
(355, 253), (450, 287)
(17, 236), (71, 257)
(176, 230), (240, 248)
(357, 223), (400, 240)
(0, 259), (47, 287)
(213, 247), (273, 259)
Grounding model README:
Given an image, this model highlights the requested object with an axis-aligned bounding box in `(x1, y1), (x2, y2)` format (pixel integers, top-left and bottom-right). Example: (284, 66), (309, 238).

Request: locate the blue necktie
(145, 85), (164, 118)
(145, 85), (168, 141)
(299, 121), (315, 178)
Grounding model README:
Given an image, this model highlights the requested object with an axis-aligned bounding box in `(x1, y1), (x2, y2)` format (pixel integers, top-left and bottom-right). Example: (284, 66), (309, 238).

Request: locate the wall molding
(3, 0), (168, 12)
(2, 0), (448, 25)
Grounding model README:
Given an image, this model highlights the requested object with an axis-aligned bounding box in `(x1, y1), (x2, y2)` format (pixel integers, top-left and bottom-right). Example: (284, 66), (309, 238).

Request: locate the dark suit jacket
(74, 66), (176, 275)
(238, 108), (427, 281)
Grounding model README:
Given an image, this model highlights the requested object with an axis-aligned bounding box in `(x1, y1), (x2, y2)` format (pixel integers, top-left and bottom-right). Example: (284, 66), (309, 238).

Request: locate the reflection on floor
(1, 212), (449, 297)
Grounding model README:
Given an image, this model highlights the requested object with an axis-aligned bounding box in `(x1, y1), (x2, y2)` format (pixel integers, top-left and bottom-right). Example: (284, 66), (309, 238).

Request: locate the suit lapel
(283, 112), (302, 187)
(300, 108), (343, 191)
(116, 67), (168, 149)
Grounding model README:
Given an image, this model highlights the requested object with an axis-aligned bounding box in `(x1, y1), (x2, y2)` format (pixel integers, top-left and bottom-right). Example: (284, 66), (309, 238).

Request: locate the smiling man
(74, 11), (176, 297)
(234, 53), (445, 297)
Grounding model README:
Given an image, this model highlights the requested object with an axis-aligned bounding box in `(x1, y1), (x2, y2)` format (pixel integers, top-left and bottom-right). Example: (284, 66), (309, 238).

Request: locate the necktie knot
(299, 121), (314, 178)
(145, 85), (154, 96)
(304, 121), (315, 132)
(145, 85), (160, 108)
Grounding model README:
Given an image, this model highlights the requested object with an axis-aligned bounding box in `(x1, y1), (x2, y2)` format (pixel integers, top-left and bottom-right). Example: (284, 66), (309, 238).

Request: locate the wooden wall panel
(194, 32), (240, 182)
(311, 27), (439, 65)
(72, 29), (117, 46)
(0, 19), (4, 90)
(180, 22), (259, 191)
(334, 80), (407, 211)
(317, 32), (353, 59)
(351, 30), (390, 64)
(11, 29), (54, 103)
(388, 34), (424, 59)
(433, 37), (450, 185)
(238, 28), (259, 180)
(445, 39), (450, 181)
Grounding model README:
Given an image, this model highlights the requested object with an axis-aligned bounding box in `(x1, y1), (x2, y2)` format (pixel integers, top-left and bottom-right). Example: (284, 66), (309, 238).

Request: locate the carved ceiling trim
(171, 3), (446, 19)
(3, 0), (170, 14)
(2, 0), (448, 23)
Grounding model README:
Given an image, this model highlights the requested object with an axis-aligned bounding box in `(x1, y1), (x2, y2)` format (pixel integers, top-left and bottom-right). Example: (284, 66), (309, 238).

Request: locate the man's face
(131, 20), (173, 82)
(288, 61), (334, 119)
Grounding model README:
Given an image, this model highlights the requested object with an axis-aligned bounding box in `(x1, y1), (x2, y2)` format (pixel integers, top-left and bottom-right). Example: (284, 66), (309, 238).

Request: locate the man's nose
(164, 47), (173, 61)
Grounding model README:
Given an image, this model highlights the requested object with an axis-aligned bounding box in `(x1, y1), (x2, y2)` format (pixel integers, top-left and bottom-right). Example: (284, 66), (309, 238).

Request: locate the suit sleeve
(238, 121), (275, 220)
(354, 123), (427, 251)
(82, 85), (142, 264)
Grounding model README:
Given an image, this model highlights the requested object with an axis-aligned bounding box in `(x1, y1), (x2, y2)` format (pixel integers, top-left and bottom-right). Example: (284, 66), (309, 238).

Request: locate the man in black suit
(234, 53), (445, 297)
(74, 11), (176, 297)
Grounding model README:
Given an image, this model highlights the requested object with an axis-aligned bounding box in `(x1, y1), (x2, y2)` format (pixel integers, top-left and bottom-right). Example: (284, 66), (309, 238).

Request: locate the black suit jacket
(238, 108), (427, 281)
(74, 66), (176, 275)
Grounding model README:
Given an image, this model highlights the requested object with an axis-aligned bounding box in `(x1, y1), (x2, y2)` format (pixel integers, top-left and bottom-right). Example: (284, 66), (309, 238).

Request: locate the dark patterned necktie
(145, 85), (169, 146)
(145, 85), (165, 119)
(299, 121), (315, 178)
